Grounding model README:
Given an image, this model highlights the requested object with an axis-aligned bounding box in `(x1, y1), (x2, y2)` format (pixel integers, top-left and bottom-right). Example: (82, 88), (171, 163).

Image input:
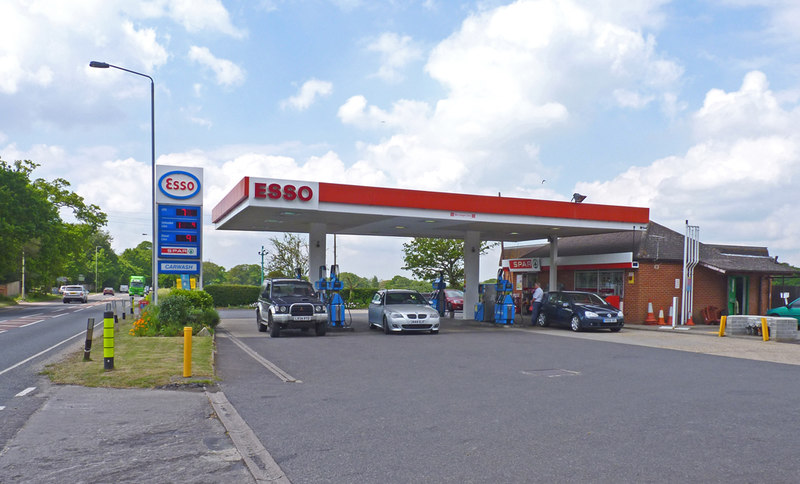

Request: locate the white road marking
(0, 406), (5, 411)
(15, 387), (36, 397)
(0, 319), (104, 377)
(220, 331), (300, 383)
(21, 319), (45, 328)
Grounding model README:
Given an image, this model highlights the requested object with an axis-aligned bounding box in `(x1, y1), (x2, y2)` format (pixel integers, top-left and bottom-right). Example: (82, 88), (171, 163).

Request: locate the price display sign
(158, 205), (201, 259)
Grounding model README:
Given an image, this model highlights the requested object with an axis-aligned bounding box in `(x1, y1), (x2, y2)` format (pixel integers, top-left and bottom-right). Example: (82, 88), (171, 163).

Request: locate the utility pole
(258, 246), (269, 286)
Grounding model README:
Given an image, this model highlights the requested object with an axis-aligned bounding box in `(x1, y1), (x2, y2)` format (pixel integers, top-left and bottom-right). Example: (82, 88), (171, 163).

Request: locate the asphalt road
(0, 295), (134, 449)
(216, 309), (800, 483)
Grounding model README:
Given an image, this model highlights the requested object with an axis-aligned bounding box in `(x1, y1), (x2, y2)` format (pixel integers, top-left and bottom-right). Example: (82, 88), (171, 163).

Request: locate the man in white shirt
(530, 281), (543, 326)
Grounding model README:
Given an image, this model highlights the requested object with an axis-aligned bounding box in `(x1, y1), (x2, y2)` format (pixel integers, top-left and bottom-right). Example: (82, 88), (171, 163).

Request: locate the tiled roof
(503, 221), (796, 275)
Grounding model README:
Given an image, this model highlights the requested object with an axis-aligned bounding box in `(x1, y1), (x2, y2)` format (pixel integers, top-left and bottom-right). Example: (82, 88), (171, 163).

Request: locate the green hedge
(204, 284), (260, 307)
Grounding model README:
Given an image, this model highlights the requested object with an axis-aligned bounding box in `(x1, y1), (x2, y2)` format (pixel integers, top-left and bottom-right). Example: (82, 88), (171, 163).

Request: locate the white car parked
(368, 289), (440, 334)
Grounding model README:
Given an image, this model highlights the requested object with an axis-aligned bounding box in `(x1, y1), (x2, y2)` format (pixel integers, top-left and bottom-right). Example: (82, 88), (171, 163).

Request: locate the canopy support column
(309, 223), (327, 279)
(548, 236), (559, 291)
(464, 231), (480, 320)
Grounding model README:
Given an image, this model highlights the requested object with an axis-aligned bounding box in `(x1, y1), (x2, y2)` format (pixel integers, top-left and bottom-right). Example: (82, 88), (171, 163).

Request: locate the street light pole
(90, 61), (158, 304)
(95, 246), (100, 292)
(258, 246), (269, 287)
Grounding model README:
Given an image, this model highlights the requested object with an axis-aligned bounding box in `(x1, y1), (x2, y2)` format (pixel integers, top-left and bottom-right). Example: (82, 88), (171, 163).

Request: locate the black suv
(256, 278), (327, 337)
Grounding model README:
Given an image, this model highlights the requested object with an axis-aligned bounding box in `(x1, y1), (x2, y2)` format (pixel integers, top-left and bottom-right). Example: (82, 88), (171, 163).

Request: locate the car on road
(368, 289), (441, 334)
(62, 285), (89, 304)
(256, 278), (327, 337)
(536, 290), (623, 332)
(102, 287), (114, 296)
(767, 297), (800, 327)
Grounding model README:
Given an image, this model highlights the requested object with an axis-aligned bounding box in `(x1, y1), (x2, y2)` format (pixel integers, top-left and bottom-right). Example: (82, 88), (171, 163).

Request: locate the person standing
(530, 281), (543, 326)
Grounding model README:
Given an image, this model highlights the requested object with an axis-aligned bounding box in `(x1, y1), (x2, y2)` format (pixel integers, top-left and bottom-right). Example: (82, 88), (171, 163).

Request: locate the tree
(401, 238), (494, 289)
(338, 271), (373, 290)
(227, 264), (261, 285)
(266, 233), (308, 278)
(382, 275), (430, 293)
(203, 261), (227, 285)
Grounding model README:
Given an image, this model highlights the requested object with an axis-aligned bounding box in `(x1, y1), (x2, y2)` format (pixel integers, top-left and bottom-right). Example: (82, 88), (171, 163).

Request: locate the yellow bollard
(761, 317), (769, 342)
(183, 327), (192, 377)
(103, 310), (114, 370)
(718, 315), (727, 337)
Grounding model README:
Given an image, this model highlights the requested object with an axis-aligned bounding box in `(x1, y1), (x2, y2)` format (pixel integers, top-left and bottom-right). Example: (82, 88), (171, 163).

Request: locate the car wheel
(256, 310), (267, 332)
(570, 316), (582, 332)
(610, 327), (621, 332)
(315, 323), (327, 336)
(269, 313), (280, 338)
(537, 313), (548, 327)
(383, 316), (390, 335)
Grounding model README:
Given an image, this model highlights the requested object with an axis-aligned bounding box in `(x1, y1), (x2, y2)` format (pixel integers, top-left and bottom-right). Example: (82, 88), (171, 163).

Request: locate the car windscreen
(445, 290), (463, 297)
(272, 281), (315, 297)
(571, 293), (606, 306)
(386, 292), (427, 305)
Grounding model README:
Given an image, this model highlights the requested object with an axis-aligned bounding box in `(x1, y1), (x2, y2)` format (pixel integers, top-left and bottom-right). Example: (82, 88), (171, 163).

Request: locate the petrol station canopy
(211, 177), (650, 241)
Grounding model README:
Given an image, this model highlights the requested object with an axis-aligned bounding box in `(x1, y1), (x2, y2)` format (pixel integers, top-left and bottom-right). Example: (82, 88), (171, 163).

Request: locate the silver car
(62, 285), (88, 304)
(368, 289), (440, 334)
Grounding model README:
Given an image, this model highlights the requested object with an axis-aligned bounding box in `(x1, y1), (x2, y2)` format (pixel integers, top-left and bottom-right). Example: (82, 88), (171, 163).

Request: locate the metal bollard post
(103, 310), (114, 371)
(761, 317), (769, 342)
(130, 296), (134, 315)
(718, 315), (727, 337)
(83, 318), (95, 361)
(183, 327), (192, 377)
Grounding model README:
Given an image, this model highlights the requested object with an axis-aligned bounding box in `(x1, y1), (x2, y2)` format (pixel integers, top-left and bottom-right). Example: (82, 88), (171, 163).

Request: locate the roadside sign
(159, 261), (199, 274)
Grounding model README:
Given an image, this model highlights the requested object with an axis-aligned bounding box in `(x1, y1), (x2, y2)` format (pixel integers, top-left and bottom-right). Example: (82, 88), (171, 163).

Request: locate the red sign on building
(508, 258), (540, 271)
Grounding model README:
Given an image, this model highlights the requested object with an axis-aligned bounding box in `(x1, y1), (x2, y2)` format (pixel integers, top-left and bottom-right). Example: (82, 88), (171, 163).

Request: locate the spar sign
(508, 258), (541, 272)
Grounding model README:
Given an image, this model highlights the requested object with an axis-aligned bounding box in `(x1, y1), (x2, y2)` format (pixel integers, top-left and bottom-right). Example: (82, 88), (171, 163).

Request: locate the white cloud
(165, 0), (246, 38)
(122, 21), (169, 72)
(281, 79), (333, 111)
(341, 0), (680, 191)
(574, 70), (800, 262)
(188, 46), (246, 87)
(366, 32), (424, 82)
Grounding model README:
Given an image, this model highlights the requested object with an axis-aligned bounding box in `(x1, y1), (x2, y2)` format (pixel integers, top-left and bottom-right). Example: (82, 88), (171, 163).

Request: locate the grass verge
(43, 318), (215, 388)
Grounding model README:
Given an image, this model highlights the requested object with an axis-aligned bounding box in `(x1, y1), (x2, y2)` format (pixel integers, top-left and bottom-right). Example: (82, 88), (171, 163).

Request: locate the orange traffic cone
(644, 301), (657, 325)
(667, 305), (674, 326)
(657, 308), (666, 325)
(685, 313), (695, 326)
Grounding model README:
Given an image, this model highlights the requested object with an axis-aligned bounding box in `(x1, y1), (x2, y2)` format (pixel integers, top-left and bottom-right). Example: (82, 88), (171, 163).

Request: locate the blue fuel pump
(430, 271), (447, 316)
(493, 268), (515, 325)
(315, 265), (349, 329)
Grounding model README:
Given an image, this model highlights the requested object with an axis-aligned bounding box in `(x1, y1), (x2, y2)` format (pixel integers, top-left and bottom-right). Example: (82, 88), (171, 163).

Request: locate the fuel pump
(493, 268), (515, 325)
(315, 265), (350, 330)
(430, 271), (447, 317)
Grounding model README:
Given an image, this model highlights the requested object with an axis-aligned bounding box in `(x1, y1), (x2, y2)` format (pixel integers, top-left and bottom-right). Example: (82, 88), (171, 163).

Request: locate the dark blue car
(536, 291), (624, 332)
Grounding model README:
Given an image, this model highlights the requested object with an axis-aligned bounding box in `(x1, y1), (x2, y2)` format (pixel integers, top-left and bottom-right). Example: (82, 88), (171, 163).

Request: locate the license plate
(603, 318), (617, 323)
(293, 316), (312, 321)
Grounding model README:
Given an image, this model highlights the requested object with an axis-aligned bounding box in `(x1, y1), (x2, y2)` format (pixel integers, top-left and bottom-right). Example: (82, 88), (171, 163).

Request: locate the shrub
(132, 290), (220, 336)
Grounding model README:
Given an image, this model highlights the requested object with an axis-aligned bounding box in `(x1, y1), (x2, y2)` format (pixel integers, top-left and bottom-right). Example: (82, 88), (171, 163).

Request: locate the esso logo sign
(254, 182), (314, 202)
(159, 171), (201, 200)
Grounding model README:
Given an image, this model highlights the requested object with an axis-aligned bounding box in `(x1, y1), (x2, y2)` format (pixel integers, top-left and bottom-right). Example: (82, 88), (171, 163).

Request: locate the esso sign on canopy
(250, 178), (319, 209)
(159, 171), (202, 200)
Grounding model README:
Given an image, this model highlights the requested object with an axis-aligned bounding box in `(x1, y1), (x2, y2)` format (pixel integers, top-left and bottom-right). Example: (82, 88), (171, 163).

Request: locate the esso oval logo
(254, 182), (314, 202)
(159, 171), (201, 200)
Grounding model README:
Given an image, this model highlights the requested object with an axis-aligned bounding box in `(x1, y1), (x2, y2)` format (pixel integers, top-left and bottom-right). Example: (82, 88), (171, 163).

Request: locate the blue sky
(2, 0), (799, 281)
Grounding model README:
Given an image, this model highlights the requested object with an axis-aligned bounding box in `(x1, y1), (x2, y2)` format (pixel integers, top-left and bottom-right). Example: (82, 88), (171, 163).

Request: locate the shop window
(575, 270), (623, 297)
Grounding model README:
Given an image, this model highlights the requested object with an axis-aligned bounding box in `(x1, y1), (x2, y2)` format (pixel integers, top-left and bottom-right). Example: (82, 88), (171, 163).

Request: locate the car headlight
(584, 311), (599, 318)
(428, 312), (440, 320)
(314, 305), (324, 312)
(390, 312), (405, 319)
(277, 305), (288, 313)
(617, 311), (624, 318)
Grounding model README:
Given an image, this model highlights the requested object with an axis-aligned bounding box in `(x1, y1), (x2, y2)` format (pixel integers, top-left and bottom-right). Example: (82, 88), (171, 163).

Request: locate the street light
(90, 61), (158, 304)
(95, 246), (100, 292)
